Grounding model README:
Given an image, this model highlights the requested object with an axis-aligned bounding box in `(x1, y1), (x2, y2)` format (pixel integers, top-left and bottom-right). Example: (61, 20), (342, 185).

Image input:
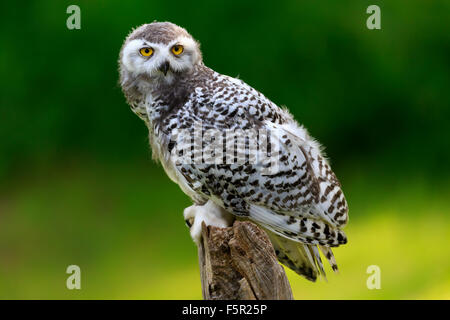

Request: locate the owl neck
(145, 63), (213, 128)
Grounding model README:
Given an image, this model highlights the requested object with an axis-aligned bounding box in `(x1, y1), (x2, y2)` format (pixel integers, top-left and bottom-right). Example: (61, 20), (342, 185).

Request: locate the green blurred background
(1, 0), (449, 299)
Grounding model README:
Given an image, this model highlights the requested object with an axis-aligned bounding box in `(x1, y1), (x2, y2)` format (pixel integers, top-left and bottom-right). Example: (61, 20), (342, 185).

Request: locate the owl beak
(158, 61), (170, 75)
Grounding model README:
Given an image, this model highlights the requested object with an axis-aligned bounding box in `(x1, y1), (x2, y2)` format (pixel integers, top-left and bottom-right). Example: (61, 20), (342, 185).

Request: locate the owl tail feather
(319, 245), (339, 274)
(265, 230), (338, 282)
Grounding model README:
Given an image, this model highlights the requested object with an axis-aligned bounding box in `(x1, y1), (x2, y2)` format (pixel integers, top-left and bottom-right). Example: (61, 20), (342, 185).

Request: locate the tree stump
(198, 220), (293, 300)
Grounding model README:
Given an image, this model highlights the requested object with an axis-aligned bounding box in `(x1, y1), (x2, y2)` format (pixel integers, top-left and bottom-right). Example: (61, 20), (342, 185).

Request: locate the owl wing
(168, 74), (348, 280)
(174, 119), (348, 246)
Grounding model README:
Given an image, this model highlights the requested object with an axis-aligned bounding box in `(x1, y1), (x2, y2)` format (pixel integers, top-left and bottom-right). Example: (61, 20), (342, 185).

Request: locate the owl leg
(183, 200), (234, 245)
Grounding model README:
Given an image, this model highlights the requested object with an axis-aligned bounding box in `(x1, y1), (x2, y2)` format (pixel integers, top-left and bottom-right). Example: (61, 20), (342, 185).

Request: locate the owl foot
(183, 200), (234, 245)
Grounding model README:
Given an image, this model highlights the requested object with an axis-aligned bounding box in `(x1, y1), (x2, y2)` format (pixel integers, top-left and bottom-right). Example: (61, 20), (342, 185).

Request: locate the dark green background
(0, 0), (449, 299)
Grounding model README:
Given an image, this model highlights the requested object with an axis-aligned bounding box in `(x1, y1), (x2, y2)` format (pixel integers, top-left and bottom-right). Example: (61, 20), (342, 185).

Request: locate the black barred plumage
(119, 21), (349, 281)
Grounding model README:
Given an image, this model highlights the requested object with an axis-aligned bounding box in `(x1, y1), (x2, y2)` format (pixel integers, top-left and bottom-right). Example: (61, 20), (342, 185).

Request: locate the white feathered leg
(183, 200), (234, 245)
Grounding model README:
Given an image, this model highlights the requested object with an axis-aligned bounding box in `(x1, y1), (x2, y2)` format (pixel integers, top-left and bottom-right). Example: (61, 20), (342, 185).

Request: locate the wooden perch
(198, 220), (293, 300)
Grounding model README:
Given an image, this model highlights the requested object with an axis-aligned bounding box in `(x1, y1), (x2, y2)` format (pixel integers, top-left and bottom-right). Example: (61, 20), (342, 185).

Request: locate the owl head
(119, 22), (202, 87)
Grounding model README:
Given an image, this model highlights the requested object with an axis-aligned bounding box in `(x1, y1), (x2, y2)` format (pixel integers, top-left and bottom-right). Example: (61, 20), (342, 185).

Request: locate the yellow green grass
(0, 162), (448, 299)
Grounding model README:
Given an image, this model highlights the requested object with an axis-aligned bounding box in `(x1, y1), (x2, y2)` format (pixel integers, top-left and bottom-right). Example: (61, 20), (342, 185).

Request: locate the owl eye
(139, 47), (154, 57)
(171, 44), (184, 55)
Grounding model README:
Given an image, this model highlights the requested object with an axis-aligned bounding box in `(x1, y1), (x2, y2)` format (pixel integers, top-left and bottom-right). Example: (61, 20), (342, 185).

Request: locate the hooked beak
(158, 61), (170, 75)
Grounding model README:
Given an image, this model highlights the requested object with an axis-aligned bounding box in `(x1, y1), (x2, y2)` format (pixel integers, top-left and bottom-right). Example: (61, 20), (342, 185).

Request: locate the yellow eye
(171, 45), (184, 55)
(139, 47), (153, 57)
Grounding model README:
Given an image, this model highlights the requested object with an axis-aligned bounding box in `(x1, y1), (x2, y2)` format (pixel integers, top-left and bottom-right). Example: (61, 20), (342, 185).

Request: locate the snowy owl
(119, 21), (349, 281)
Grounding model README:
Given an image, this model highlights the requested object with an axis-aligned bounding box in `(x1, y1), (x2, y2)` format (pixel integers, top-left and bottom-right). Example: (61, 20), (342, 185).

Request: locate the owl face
(120, 22), (202, 84)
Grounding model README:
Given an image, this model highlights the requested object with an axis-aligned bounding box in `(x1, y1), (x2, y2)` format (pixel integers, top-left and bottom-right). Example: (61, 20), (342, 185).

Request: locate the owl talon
(184, 218), (193, 228)
(183, 205), (196, 221)
(183, 200), (234, 245)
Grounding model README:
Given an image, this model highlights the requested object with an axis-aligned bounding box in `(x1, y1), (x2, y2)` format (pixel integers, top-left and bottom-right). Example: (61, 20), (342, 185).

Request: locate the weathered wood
(198, 220), (294, 300)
